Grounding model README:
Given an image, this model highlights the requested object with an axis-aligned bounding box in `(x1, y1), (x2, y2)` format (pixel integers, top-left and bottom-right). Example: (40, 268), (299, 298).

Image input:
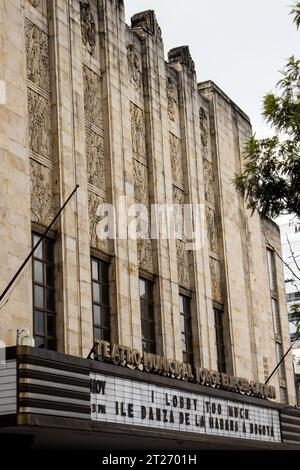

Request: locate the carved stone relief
(176, 239), (190, 289)
(86, 128), (105, 189)
(137, 239), (153, 273)
(200, 107), (209, 148)
(30, 159), (54, 225)
(133, 159), (149, 208)
(167, 78), (177, 122)
(206, 207), (218, 253)
(25, 19), (49, 93)
(83, 66), (103, 130)
(131, 10), (162, 41)
(88, 191), (109, 252)
(28, 88), (51, 158)
(80, 1), (96, 56)
(127, 45), (142, 89)
(172, 186), (184, 240)
(203, 159), (215, 205)
(168, 46), (195, 75)
(28, 0), (40, 7)
(209, 257), (222, 303)
(170, 133), (183, 186)
(130, 103), (146, 157)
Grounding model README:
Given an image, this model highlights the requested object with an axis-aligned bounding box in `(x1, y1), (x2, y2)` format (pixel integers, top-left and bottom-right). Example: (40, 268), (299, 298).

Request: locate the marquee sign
(90, 340), (276, 399)
(90, 372), (281, 443)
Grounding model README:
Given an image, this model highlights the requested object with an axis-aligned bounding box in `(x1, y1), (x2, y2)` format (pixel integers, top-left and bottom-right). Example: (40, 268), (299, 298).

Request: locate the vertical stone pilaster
(0, 0), (32, 345)
(99, 0), (141, 350)
(167, 46), (215, 368)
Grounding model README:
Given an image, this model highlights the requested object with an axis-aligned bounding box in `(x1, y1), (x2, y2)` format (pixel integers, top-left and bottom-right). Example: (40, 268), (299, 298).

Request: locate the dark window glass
(91, 259), (110, 343)
(32, 234), (56, 350)
(140, 278), (156, 354)
(179, 294), (193, 366)
(214, 308), (226, 373)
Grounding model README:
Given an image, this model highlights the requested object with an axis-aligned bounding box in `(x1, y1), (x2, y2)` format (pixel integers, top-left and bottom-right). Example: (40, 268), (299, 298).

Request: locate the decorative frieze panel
(28, 0), (40, 9)
(206, 207), (218, 253)
(176, 239), (190, 289)
(25, 19), (50, 93)
(167, 78), (177, 122)
(80, 1), (96, 56)
(131, 103), (146, 158)
(127, 45), (142, 89)
(170, 133), (183, 187)
(203, 159), (215, 206)
(30, 159), (54, 226)
(28, 88), (51, 158)
(137, 239), (154, 273)
(83, 66), (103, 130)
(86, 129), (105, 189)
(172, 186), (184, 240)
(209, 257), (222, 303)
(199, 107), (209, 148)
(88, 191), (109, 252)
(133, 159), (149, 207)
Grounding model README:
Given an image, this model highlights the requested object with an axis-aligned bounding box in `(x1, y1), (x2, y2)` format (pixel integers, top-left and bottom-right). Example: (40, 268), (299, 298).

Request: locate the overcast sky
(125, 0), (298, 138)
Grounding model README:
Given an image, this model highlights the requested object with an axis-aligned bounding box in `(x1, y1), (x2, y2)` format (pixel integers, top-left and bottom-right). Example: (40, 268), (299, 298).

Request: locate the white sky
(125, 0), (299, 138)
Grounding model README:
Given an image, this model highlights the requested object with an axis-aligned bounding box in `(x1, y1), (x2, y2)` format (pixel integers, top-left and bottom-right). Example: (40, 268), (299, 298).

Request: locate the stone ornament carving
(88, 191), (109, 252)
(170, 133), (183, 186)
(28, 89), (51, 158)
(86, 129), (105, 189)
(80, 1), (96, 56)
(203, 159), (215, 205)
(131, 10), (162, 41)
(25, 19), (50, 93)
(83, 66), (103, 130)
(209, 257), (222, 303)
(133, 159), (149, 207)
(28, 0), (40, 7)
(127, 45), (142, 89)
(137, 239), (153, 273)
(167, 78), (177, 122)
(206, 207), (218, 253)
(173, 186), (184, 240)
(200, 107), (209, 148)
(176, 239), (190, 289)
(168, 46), (195, 75)
(131, 103), (146, 157)
(30, 159), (54, 225)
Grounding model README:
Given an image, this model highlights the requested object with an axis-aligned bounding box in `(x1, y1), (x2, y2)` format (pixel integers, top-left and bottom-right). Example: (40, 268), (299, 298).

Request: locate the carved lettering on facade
(30, 159), (54, 225)
(86, 129), (105, 189)
(28, 89), (51, 158)
(167, 78), (177, 122)
(209, 256), (222, 303)
(131, 103), (146, 157)
(203, 159), (215, 205)
(127, 45), (142, 89)
(206, 206), (218, 253)
(25, 19), (49, 93)
(80, 1), (96, 56)
(83, 66), (103, 130)
(170, 133), (183, 186)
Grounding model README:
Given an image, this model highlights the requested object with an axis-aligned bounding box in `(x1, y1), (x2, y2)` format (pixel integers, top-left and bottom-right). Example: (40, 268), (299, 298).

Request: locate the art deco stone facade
(0, 0), (296, 404)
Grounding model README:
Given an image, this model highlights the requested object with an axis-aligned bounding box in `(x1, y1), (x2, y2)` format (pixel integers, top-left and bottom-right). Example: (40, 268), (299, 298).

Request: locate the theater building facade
(0, 0), (300, 449)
